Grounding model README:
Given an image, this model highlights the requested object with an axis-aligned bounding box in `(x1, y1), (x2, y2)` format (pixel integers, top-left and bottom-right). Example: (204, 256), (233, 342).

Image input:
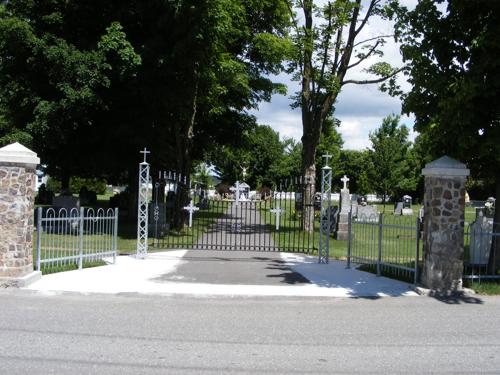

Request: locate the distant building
(35, 169), (48, 191)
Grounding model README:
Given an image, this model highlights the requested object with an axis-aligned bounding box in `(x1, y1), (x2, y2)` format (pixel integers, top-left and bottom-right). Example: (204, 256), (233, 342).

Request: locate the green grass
(151, 201), (229, 250)
(464, 279), (500, 295)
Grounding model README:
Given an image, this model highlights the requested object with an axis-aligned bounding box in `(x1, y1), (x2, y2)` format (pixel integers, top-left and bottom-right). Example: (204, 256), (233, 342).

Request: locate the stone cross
(140, 147), (150, 163)
(341, 175), (350, 190)
(270, 206), (285, 231)
(241, 166), (248, 181)
(230, 181), (245, 204)
(183, 200), (199, 228)
(322, 154), (332, 167)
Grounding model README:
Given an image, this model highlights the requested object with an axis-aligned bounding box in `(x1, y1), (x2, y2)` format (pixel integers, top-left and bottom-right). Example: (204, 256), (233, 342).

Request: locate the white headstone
(341, 175), (350, 190)
(270, 206), (285, 231)
(183, 200), (199, 228)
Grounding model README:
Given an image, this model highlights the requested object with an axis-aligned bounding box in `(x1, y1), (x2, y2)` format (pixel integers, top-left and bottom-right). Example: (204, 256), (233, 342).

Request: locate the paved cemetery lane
(195, 200), (276, 251)
(163, 201), (310, 286)
(1, 290), (500, 374)
(158, 250), (310, 285)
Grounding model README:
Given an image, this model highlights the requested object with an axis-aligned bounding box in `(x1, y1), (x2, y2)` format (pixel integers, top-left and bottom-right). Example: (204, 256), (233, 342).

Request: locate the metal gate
(150, 173), (319, 253)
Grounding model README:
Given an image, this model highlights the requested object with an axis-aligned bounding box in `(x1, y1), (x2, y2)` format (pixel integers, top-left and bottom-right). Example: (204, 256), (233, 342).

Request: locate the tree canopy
(0, 0), (292, 187)
(394, 0), (500, 192)
(368, 115), (417, 204)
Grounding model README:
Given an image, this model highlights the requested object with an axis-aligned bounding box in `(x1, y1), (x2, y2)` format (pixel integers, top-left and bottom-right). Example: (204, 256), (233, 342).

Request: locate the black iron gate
(150, 173), (319, 253)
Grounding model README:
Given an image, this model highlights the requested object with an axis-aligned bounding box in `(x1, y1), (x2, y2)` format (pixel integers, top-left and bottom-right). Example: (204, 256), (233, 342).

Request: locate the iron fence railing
(35, 207), (118, 273)
(347, 212), (422, 284)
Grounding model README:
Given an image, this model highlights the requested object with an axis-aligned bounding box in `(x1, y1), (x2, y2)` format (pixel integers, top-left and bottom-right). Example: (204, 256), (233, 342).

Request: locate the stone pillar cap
(0, 142), (40, 166)
(422, 155), (470, 177)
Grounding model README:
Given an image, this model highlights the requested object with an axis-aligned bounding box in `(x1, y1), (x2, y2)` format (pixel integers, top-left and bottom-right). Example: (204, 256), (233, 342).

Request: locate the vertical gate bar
(256, 200), (260, 251)
(36, 207), (42, 271)
(113, 208), (119, 263)
(78, 207), (84, 270)
(377, 213), (383, 276)
(347, 211), (352, 269)
(414, 215), (420, 285)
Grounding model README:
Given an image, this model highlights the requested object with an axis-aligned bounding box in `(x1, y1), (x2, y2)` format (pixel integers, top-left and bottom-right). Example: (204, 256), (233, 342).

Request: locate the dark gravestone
(394, 202), (403, 215)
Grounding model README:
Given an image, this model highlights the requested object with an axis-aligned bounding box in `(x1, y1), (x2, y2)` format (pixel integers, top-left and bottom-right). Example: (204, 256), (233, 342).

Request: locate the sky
(251, 0), (418, 151)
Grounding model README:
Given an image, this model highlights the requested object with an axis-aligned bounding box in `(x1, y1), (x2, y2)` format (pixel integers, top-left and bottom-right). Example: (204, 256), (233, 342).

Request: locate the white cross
(230, 181), (245, 204)
(341, 175), (350, 190)
(322, 154), (332, 166)
(140, 147), (150, 163)
(183, 200), (199, 228)
(241, 166), (248, 180)
(270, 206), (285, 231)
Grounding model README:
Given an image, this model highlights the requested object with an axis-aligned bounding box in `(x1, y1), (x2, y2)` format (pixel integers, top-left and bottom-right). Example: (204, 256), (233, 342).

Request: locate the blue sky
(251, 0), (418, 150)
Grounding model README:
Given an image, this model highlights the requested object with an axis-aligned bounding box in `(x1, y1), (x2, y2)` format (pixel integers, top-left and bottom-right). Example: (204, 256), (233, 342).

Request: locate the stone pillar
(0, 142), (41, 286)
(421, 156), (470, 293)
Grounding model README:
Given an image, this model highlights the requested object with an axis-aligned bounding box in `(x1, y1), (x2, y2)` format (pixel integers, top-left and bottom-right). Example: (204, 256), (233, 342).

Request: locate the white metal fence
(35, 207), (118, 273)
(347, 213), (422, 284)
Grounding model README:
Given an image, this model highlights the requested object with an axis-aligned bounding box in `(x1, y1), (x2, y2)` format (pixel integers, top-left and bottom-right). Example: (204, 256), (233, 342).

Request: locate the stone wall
(0, 164), (36, 277)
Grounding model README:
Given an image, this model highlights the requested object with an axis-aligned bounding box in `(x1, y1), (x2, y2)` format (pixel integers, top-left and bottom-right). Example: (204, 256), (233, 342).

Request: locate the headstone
(183, 200), (199, 228)
(401, 195), (414, 215)
(355, 205), (379, 223)
(336, 175), (351, 240)
(270, 206), (285, 230)
(149, 202), (167, 236)
(230, 181), (247, 204)
(484, 197), (496, 218)
(394, 202), (403, 215)
(53, 195), (80, 211)
(321, 206), (338, 232)
(357, 195), (367, 206)
(469, 211), (493, 266)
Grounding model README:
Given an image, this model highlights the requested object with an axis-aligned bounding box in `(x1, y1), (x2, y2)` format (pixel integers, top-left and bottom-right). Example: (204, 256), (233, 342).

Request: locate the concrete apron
(24, 250), (418, 298)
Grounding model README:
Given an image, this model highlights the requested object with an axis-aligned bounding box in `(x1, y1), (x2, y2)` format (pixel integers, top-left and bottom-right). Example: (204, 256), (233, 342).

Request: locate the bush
(45, 176), (107, 195)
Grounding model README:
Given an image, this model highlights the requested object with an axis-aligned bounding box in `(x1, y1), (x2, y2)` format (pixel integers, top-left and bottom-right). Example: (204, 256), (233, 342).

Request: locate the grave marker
(183, 200), (200, 228)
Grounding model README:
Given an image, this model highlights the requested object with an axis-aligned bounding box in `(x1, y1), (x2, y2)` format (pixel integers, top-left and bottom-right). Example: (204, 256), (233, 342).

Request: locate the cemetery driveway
(25, 250), (418, 298)
(194, 200), (275, 250)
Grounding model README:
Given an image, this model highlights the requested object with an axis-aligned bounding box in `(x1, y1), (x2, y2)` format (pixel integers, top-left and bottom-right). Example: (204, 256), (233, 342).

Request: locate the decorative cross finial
(322, 154), (332, 166)
(140, 147), (150, 163)
(341, 175), (350, 190)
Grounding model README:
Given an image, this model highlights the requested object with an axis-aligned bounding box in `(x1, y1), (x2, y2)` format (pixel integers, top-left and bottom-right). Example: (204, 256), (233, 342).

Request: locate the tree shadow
(427, 291), (484, 305)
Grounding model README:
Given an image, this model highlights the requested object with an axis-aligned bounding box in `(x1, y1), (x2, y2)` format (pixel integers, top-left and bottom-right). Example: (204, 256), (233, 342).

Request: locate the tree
(368, 115), (416, 207)
(315, 117), (343, 186)
(0, 2), (141, 187)
(0, 0), (292, 190)
(338, 149), (372, 195)
(209, 124), (286, 188)
(394, 0), (500, 272)
(287, 0), (402, 230)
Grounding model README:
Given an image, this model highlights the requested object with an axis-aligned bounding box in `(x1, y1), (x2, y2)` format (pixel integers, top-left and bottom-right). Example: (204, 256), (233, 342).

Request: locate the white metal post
(136, 148), (150, 258)
(36, 207), (42, 271)
(319, 154), (333, 264)
(78, 207), (84, 270)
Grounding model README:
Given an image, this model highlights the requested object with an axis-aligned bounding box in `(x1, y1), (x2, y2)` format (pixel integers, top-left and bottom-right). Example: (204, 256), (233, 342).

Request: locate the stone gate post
(421, 156), (470, 293)
(0, 142), (41, 286)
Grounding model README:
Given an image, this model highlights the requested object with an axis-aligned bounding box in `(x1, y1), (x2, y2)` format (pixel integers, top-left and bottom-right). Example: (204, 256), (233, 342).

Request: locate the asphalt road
(1, 290), (499, 374)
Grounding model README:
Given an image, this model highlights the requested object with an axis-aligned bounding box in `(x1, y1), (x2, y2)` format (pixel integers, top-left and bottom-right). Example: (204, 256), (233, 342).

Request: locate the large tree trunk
(488, 177), (500, 274)
(301, 132), (317, 233)
(172, 69), (199, 230)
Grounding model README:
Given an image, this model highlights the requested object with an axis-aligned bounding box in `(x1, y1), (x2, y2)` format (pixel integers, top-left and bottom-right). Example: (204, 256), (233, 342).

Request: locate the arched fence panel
(35, 207), (118, 273)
